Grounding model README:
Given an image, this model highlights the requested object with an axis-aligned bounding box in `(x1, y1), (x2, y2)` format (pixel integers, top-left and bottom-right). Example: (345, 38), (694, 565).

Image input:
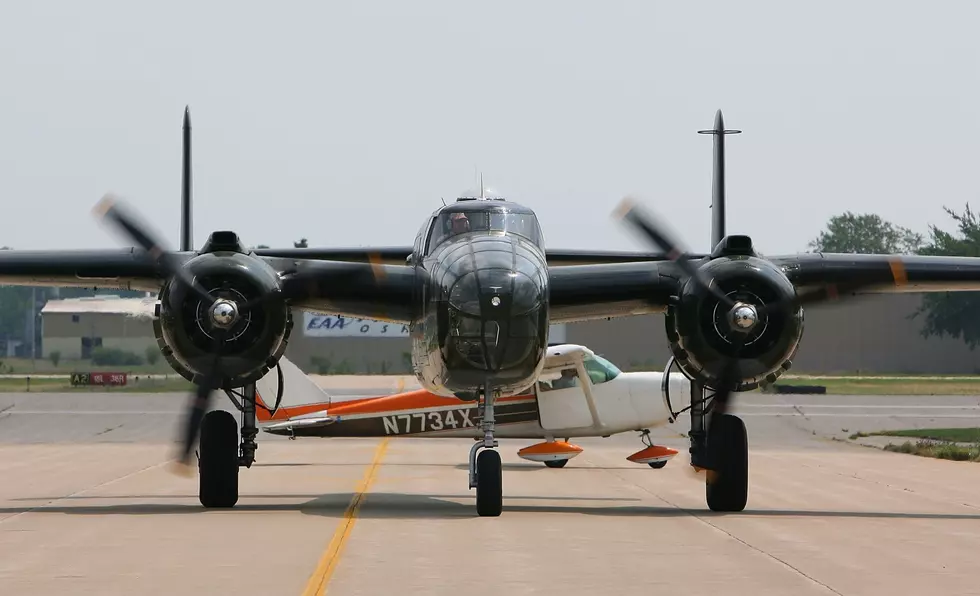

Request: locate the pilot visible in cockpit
(449, 212), (470, 235)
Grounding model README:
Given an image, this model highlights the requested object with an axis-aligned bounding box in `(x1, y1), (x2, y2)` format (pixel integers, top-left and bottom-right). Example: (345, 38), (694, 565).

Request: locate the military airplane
(253, 343), (687, 470)
(4, 107), (980, 517)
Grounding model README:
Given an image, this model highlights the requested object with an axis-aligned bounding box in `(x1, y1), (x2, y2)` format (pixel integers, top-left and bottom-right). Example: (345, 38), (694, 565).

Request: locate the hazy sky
(1, 1), (977, 255)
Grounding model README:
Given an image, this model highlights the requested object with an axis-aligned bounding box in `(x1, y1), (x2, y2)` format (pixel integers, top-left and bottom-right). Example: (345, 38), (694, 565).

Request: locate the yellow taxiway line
(301, 437), (390, 596)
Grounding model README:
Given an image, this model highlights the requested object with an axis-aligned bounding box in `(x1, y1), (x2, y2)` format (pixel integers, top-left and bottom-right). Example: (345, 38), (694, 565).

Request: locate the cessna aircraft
(253, 343), (688, 469)
(5, 107), (980, 517)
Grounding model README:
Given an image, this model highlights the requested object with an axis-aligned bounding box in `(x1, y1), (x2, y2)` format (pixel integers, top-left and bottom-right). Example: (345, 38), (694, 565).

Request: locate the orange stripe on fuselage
(255, 388), (535, 422)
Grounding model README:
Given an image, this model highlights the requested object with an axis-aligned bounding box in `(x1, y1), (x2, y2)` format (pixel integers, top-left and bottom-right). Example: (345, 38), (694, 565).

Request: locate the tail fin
(254, 356), (334, 421)
(698, 110), (741, 251)
(180, 106), (193, 252)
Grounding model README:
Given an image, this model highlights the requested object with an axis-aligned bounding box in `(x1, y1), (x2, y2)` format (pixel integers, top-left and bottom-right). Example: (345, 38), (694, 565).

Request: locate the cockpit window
(427, 209), (542, 253)
(582, 354), (621, 384)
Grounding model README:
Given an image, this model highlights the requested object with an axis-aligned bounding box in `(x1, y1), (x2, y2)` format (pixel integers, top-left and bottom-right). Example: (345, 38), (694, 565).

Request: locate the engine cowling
(664, 255), (804, 392)
(152, 252), (293, 389)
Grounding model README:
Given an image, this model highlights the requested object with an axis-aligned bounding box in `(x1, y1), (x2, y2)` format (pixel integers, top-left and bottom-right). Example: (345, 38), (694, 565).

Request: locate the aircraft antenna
(698, 109), (741, 251)
(180, 106), (193, 252)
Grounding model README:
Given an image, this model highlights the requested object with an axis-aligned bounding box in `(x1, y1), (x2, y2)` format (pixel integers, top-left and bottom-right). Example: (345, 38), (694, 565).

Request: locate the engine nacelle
(152, 251), (293, 389)
(664, 255), (804, 392)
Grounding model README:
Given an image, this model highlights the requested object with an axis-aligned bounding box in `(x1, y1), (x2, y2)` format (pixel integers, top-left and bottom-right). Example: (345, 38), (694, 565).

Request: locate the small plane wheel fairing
(648, 461), (667, 469)
(544, 459), (568, 468)
(199, 410), (240, 508)
(705, 413), (748, 512)
(475, 449), (502, 517)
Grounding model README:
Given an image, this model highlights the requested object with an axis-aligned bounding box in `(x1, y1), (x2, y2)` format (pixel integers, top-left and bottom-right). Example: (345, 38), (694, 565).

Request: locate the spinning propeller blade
(94, 194), (288, 468)
(612, 197), (907, 421)
(614, 198), (737, 310)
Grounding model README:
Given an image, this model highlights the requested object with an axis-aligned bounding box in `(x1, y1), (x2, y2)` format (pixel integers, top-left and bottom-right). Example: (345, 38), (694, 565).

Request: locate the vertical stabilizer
(180, 106), (193, 252)
(698, 110), (741, 250)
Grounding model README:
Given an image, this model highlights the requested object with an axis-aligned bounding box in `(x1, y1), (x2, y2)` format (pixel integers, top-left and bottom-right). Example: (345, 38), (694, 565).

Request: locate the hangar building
(40, 296), (158, 360)
(38, 293), (980, 375)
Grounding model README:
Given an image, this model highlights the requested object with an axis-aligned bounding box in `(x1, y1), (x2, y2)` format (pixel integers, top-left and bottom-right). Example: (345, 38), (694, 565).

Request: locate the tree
(807, 212), (923, 254)
(911, 204), (980, 349)
(145, 345), (160, 366)
(294, 238), (308, 248)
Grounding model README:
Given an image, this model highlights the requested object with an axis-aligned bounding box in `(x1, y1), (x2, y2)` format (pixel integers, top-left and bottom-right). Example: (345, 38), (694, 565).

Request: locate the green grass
(0, 357), (174, 375)
(0, 377), (194, 393)
(879, 428), (980, 442)
(852, 427), (980, 443)
(849, 427), (980, 462)
(882, 440), (980, 462)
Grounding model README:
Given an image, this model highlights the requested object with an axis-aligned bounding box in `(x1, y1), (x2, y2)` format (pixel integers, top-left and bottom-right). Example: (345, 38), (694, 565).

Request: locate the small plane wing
(261, 411), (336, 434)
(541, 344), (593, 373)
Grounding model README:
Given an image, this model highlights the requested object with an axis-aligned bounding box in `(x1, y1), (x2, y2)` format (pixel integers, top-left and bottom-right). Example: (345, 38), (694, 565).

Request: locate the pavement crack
(0, 458), (171, 526)
(95, 424), (123, 436)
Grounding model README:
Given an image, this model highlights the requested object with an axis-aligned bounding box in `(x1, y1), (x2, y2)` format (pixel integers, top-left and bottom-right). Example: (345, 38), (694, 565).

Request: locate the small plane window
(549, 368), (580, 390)
(583, 354), (621, 385)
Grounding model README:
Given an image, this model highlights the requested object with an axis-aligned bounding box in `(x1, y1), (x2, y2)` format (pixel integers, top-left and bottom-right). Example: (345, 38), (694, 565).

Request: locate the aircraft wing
(547, 252), (980, 324)
(5, 246), (980, 326)
(768, 252), (980, 294)
(547, 261), (681, 323)
(253, 246), (690, 266)
(0, 248), (177, 292)
(0, 248), (417, 323)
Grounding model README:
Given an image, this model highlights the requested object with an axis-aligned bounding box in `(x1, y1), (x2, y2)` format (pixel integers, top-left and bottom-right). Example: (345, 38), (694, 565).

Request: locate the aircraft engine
(663, 255), (803, 392)
(152, 251), (293, 389)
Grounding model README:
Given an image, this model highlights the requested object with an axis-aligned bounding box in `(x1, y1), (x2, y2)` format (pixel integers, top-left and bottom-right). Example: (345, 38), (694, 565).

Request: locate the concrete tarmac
(1, 391), (979, 594)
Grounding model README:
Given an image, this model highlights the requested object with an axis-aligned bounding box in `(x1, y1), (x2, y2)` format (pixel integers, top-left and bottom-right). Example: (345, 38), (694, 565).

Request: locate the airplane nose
(446, 269), (545, 372)
(448, 269), (544, 319)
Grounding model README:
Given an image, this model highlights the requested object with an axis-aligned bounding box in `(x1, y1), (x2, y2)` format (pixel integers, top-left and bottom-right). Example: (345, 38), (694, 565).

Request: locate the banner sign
(70, 372), (128, 386)
(303, 312), (567, 341)
(303, 312), (410, 338)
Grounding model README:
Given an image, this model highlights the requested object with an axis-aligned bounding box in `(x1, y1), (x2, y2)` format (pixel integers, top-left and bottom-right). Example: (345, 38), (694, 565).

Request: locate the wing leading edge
(2, 249), (980, 326)
(253, 246), (693, 266)
(771, 253), (980, 294)
(545, 252), (980, 324)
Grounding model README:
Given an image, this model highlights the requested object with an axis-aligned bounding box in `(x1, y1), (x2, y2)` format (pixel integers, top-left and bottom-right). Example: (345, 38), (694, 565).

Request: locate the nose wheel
(468, 381), (502, 516)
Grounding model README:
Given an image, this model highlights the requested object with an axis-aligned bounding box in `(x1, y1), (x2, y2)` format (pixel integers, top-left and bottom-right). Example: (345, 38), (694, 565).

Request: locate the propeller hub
(729, 302), (758, 331)
(209, 299), (240, 328)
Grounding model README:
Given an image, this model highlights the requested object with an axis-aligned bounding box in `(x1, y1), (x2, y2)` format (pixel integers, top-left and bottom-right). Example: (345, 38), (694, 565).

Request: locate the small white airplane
(254, 344), (692, 469)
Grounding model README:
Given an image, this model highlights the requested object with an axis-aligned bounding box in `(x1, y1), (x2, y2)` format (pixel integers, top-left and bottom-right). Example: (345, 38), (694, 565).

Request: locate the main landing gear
(663, 358), (749, 512)
(468, 381), (502, 516)
(196, 381), (268, 508)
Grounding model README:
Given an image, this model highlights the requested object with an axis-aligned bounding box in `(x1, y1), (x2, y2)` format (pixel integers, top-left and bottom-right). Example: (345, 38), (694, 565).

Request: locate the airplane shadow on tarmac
(253, 461), (646, 472)
(5, 492), (980, 521)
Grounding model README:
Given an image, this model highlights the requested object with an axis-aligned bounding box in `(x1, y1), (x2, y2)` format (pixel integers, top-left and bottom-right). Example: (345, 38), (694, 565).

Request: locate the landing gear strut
(468, 380), (502, 516)
(663, 358), (748, 512)
(688, 380), (748, 512)
(197, 380), (263, 509)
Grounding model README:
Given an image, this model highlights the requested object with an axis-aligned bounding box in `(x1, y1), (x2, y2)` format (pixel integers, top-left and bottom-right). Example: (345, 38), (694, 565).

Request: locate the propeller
(614, 197), (738, 312)
(93, 195), (295, 471)
(613, 196), (904, 417)
(94, 194), (391, 473)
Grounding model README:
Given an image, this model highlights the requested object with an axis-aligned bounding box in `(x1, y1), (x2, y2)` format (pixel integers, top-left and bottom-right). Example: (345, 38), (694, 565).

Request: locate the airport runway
(1, 391), (979, 594)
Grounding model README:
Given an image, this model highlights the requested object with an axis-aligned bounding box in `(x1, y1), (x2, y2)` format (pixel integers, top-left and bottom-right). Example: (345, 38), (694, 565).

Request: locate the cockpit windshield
(427, 208), (543, 252)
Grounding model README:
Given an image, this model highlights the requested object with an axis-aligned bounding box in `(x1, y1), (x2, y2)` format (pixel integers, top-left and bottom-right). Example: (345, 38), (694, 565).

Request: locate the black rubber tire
(705, 413), (748, 512)
(199, 410), (240, 508)
(544, 459), (568, 468)
(475, 449), (503, 517)
(647, 460), (667, 469)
